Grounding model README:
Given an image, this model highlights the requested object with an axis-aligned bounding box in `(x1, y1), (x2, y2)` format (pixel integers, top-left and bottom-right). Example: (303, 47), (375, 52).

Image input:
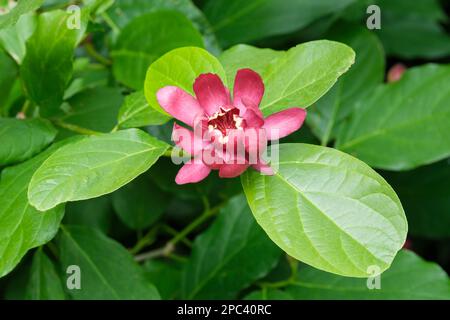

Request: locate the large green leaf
(203, 0), (355, 47)
(0, 143), (66, 278)
(0, 0), (42, 30)
(241, 143), (407, 277)
(57, 225), (160, 299)
(112, 10), (204, 90)
(0, 50), (18, 113)
(336, 64), (450, 171)
(285, 250), (450, 299)
(383, 160), (450, 239)
(307, 26), (385, 146)
(182, 195), (281, 299)
(28, 129), (169, 211)
(143, 260), (183, 299)
(0, 118), (57, 166)
(20, 10), (86, 116)
(25, 249), (66, 300)
(112, 173), (169, 230)
(144, 46), (226, 115)
(118, 91), (170, 129)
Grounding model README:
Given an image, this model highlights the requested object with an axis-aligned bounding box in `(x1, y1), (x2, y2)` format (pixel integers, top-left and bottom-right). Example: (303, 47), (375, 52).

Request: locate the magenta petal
(263, 108), (306, 140)
(157, 86), (203, 127)
(252, 161), (274, 175)
(193, 73), (230, 116)
(218, 163), (249, 178)
(172, 123), (205, 155)
(175, 162), (211, 184)
(233, 69), (264, 112)
(243, 108), (264, 128)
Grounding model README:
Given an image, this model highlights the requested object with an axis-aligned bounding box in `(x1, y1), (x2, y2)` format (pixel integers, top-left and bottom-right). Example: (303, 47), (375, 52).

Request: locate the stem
(129, 226), (159, 255)
(101, 12), (120, 35)
(53, 119), (103, 136)
(162, 147), (189, 158)
(84, 42), (111, 66)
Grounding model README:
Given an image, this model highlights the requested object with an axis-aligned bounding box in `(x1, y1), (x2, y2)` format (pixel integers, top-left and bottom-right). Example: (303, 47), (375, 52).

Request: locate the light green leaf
(203, 0), (355, 47)
(0, 143), (66, 278)
(241, 143), (407, 277)
(118, 91), (170, 129)
(20, 10), (86, 116)
(182, 195), (281, 299)
(25, 249), (66, 300)
(0, 118), (57, 166)
(0, 0), (43, 30)
(336, 64), (450, 170)
(144, 46), (226, 115)
(112, 10), (204, 90)
(28, 129), (169, 211)
(307, 27), (385, 146)
(259, 40), (355, 116)
(285, 250), (450, 299)
(112, 174), (169, 230)
(58, 225), (160, 299)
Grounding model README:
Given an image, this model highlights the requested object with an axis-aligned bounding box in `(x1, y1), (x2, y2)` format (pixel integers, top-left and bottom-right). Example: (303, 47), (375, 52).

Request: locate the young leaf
(25, 249), (66, 300)
(259, 40), (355, 116)
(58, 225), (160, 299)
(112, 10), (204, 90)
(0, 118), (56, 166)
(112, 174), (169, 230)
(20, 10), (86, 116)
(307, 26), (385, 146)
(28, 129), (169, 211)
(0, 144), (66, 278)
(182, 195), (281, 299)
(285, 250), (450, 299)
(241, 143), (407, 278)
(0, 0), (43, 30)
(144, 46), (226, 115)
(336, 64), (450, 170)
(118, 91), (170, 129)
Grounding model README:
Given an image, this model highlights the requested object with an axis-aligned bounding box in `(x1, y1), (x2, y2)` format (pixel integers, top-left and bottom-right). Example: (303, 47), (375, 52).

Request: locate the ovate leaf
(241, 143), (407, 277)
(58, 225), (160, 299)
(28, 129), (169, 211)
(25, 249), (66, 300)
(112, 10), (204, 90)
(143, 260), (183, 299)
(144, 46), (226, 115)
(182, 195), (281, 299)
(336, 64), (450, 170)
(0, 49), (18, 113)
(0, 0), (43, 30)
(0, 118), (57, 166)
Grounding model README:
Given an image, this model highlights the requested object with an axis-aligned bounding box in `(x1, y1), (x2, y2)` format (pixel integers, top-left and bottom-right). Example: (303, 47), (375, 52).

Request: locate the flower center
(207, 107), (243, 142)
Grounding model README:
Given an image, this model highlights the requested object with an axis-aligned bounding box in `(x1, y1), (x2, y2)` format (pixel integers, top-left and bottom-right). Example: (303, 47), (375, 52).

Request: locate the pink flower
(157, 68), (306, 184)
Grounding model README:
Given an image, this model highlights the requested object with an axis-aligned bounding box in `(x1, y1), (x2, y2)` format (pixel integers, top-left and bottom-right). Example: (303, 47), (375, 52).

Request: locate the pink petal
(219, 163), (249, 178)
(172, 123), (205, 156)
(252, 160), (274, 175)
(193, 73), (230, 116)
(242, 108), (264, 128)
(175, 162), (211, 185)
(157, 86), (203, 127)
(233, 69), (264, 112)
(263, 108), (306, 140)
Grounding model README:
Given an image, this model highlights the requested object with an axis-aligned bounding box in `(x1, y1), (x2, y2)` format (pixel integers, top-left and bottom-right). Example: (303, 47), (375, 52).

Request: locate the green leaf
(25, 249), (66, 300)
(0, 0), (43, 30)
(259, 40), (355, 116)
(383, 160), (450, 239)
(307, 26), (385, 146)
(59, 86), (124, 133)
(112, 174), (169, 230)
(285, 250), (450, 299)
(0, 118), (57, 166)
(336, 64), (450, 171)
(241, 143), (407, 277)
(203, 0), (355, 47)
(58, 225), (160, 299)
(182, 195), (281, 299)
(28, 129), (169, 211)
(0, 143), (66, 278)
(143, 260), (183, 299)
(244, 289), (293, 300)
(118, 91), (170, 129)
(144, 46), (226, 115)
(0, 49), (18, 112)
(106, 0), (220, 54)
(112, 10), (204, 90)
(0, 12), (36, 64)
(20, 10), (86, 116)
